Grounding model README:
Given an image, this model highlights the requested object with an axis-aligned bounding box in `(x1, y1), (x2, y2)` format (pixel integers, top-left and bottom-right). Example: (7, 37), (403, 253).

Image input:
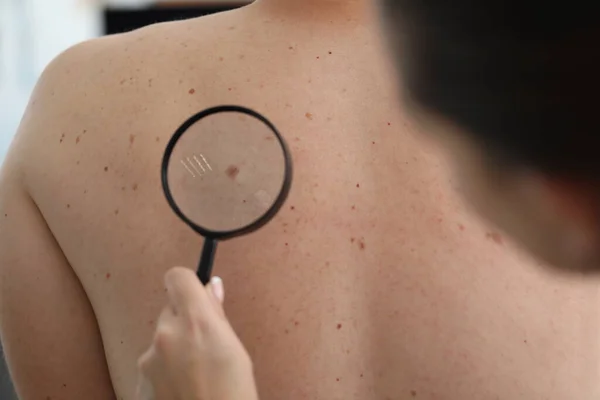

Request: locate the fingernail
(210, 276), (225, 303)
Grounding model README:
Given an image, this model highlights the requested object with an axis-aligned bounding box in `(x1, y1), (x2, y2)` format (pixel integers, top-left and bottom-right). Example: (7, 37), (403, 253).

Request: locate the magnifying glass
(161, 105), (293, 284)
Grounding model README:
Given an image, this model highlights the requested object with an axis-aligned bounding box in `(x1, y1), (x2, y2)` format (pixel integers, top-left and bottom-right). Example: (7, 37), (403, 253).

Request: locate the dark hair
(380, 1), (600, 179)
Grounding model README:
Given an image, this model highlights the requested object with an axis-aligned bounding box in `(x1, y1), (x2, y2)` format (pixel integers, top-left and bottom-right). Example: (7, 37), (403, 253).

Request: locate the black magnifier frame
(161, 105), (293, 285)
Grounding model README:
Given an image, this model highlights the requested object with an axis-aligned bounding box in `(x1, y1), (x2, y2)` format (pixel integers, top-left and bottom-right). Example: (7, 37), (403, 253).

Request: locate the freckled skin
(0, 3), (596, 400)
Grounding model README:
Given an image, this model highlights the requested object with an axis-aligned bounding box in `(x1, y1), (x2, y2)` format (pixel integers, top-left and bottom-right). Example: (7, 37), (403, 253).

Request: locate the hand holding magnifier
(161, 105), (293, 284)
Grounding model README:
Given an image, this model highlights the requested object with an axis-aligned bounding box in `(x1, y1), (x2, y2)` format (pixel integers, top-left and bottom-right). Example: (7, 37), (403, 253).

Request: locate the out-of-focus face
(377, 0), (600, 274)
(411, 110), (600, 274)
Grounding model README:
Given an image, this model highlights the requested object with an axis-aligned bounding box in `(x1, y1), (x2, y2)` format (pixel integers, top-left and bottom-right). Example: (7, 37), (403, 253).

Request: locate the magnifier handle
(197, 238), (218, 285)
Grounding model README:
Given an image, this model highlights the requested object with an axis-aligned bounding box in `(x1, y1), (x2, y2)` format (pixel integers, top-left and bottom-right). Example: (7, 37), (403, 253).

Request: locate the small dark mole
(59, 133), (65, 143)
(66, 204), (71, 209)
(305, 112), (314, 120)
(524, 339), (528, 344)
(328, 51), (332, 54)
(486, 232), (503, 245)
(350, 237), (355, 243)
(317, 56), (320, 59)
(336, 378), (340, 382)
(132, 183), (139, 191)
(290, 206), (295, 210)
(225, 165), (240, 180)
(337, 323), (342, 330)
(242, 199), (247, 203)
(148, 78), (153, 87)
(114, 209), (119, 215)
(83, 189), (87, 194)
(372, 141), (376, 145)
(104, 166), (109, 172)
(155, 136), (160, 142)
(351, 205), (356, 210)
(4, 214), (7, 217)
(294, 321), (300, 326)
(228, 87), (233, 91)
(106, 273), (111, 279)
(285, 329), (290, 334)
(356, 183), (360, 188)
(75, 136), (80, 144)
(288, 46), (294, 50)
(188, 88), (196, 95)
(358, 238), (366, 250)
(387, 122), (391, 126)
(129, 134), (135, 145)
(411, 390), (417, 397)
(63, 384), (67, 388)
(360, 373), (364, 378)
(285, 243), (289, 246)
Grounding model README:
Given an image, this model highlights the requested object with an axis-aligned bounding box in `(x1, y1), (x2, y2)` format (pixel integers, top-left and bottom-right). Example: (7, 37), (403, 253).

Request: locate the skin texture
(0, 2), (599, 399)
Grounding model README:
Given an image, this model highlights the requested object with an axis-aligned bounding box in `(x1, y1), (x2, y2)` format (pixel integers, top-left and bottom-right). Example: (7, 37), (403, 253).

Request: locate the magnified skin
(0, 3), (598, 400)
(226, 165), (240, 180)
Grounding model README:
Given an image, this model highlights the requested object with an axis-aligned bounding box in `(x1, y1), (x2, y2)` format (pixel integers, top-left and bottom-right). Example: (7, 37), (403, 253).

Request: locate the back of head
(380, 0), (600, 180)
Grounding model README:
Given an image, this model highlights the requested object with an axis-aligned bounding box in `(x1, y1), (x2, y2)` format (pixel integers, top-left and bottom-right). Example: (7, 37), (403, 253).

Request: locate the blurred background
(0, 0), (247, 398)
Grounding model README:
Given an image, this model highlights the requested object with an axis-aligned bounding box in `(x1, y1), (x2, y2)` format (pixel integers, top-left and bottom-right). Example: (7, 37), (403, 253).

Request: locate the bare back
(1, 4), (598, 400)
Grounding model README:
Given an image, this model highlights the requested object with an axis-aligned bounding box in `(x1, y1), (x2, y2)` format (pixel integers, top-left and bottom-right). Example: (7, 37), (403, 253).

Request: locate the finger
(137, 345), (157, 377)
(208, 276), (226, 318)
(210, 276), (225, 303)
(164, 267), (213, 316)
(156, 304), (177, 330)
(135, 373), (155, 400)
(152, 306), (181, 356)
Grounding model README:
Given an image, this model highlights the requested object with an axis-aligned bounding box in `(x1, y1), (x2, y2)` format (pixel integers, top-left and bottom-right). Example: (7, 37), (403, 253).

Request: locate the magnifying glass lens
(165, 110), (287, 232)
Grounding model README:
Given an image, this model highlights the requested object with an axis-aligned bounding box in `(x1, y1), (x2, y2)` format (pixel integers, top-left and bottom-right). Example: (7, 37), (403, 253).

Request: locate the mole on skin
(486, 232), (503, 245)
(226, 165), (240, 180)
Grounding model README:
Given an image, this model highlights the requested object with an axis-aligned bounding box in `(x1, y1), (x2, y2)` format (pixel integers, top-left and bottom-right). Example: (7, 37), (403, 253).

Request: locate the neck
(251, 0), (374, 22)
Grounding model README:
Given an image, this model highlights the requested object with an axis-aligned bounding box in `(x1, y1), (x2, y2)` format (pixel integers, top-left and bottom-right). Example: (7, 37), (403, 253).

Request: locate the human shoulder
(9, 22), (186, 183)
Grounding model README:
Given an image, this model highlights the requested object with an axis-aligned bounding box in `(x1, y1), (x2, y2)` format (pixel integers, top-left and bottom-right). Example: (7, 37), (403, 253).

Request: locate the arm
(0, 44), (117, 400)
